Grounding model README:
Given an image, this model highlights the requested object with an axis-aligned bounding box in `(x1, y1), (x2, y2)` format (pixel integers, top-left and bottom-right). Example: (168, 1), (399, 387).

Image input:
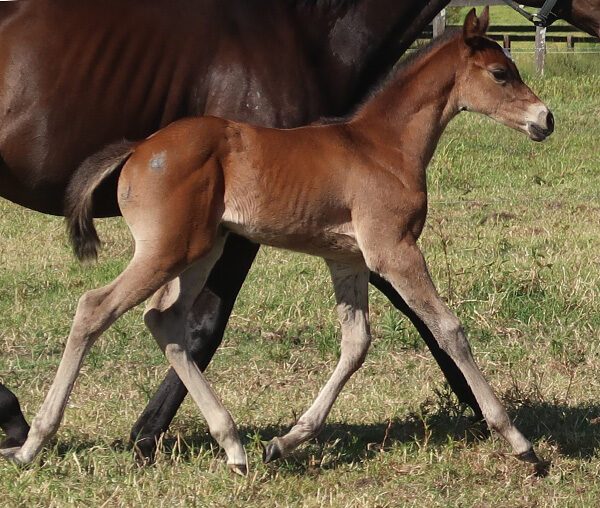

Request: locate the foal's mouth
(527, 122), (553, 142)
(526, 110), (554, 142)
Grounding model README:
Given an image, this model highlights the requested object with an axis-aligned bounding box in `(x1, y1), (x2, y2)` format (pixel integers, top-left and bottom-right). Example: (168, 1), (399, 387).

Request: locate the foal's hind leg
(142, 238), (247, 474)
(130, 234), (260, 461)
(264, 261), (371, 462)
(364, 237), (536, 462)
(1, 252), (180, 465)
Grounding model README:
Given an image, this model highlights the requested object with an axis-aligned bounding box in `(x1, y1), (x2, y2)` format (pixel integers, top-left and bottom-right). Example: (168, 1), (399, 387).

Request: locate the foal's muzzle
(527, 109), (554, 142)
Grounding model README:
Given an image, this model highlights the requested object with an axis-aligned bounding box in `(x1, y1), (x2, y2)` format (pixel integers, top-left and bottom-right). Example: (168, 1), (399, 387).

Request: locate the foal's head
(454, 8), (554, 142)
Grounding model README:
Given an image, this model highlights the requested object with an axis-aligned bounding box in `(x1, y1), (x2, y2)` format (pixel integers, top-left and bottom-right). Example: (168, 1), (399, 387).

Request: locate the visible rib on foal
(5, 9), (553, 470)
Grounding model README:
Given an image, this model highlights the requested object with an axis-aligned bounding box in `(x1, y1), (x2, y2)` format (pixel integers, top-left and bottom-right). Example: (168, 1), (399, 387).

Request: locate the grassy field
(1, 29), (600, 508)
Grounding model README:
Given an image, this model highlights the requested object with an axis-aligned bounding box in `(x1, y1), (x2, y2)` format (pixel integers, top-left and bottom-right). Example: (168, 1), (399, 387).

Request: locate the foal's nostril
(546, 111), (554, 134)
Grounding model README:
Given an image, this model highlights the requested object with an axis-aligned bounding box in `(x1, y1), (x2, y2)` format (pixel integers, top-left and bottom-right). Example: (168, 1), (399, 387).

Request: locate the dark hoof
(533, 459), (551, 478)
(262, 438), (283, 463)
(131, 437), (158, 465)
(515, 448), (539, 463)
(0, 436), (26, 450)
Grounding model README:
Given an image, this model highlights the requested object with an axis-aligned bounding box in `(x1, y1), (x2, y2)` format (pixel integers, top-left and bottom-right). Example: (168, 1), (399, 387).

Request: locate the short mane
(316, 29), (462, 125)
(366, 28), (462, 103)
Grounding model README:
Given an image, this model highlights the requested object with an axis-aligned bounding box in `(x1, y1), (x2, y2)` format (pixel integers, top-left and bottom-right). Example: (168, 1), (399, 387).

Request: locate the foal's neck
(349, 36), (461, 188)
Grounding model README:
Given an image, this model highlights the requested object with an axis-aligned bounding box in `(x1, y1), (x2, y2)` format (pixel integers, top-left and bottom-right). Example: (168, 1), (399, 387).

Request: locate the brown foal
(2, 9), (554, 472)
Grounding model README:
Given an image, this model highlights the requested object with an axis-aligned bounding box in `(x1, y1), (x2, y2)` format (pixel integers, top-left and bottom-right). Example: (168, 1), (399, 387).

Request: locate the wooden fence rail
(432, 1), (600, 75)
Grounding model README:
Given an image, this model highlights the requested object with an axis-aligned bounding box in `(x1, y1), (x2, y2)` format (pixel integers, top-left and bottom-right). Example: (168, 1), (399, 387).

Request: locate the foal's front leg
(264, 261), (371, 462)
(364, 237), (537, 462)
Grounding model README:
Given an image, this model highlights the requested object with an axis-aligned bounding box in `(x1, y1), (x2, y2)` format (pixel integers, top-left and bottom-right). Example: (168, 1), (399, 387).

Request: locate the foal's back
(119, 117), (388, 261)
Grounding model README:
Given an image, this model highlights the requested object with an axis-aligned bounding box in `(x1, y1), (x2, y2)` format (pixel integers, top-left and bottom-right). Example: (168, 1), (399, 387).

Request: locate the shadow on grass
(169, 401), (600, 470)
(512, 401), (600, 459)
(36, 400), (600, 470)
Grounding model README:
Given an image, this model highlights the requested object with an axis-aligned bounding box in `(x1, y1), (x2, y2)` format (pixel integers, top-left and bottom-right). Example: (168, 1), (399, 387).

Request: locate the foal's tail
(65, 140), (138, 262)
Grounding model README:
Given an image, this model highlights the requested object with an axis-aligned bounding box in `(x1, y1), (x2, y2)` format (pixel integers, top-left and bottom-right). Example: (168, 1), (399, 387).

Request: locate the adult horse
(525, 0), (600, 36)
(0, 0), (596, 460)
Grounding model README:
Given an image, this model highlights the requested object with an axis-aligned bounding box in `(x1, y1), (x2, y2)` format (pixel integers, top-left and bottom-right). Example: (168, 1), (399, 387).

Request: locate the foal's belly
(221, 209), (363, 262)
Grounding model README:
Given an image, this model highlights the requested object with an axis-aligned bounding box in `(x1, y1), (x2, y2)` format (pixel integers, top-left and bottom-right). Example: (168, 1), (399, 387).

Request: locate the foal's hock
(2, 9), (553, 472)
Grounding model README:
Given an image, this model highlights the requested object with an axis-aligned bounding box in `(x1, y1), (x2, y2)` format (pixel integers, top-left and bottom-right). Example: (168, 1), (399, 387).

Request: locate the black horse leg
(130, 234), (260, 460)
(0, 383), (30, 449)
(369, 273), (483, 419)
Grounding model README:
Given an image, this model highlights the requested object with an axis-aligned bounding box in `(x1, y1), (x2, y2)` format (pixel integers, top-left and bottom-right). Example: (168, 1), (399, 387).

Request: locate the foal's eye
(490, 68), (508, 82)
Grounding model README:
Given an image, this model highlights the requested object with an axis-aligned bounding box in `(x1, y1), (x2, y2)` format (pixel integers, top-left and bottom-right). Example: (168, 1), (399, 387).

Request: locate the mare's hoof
(515, 448), (539, 463)
(0, 436), (26, 450)
(262, 438), (283, 463)
(228, 462), (248, 476)
(131, 437), (157, 465)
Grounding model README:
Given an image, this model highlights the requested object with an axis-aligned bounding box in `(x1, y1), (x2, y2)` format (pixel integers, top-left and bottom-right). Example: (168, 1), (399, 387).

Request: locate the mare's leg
(0, 251), (182, 465)
(130, 234), (259, 460)
(364, 237), (536, 461)
(369, 273), (482, 418)
(263, 261), (371, 462)
(142, 241), (247, 474)
(0, 383), (29, 450)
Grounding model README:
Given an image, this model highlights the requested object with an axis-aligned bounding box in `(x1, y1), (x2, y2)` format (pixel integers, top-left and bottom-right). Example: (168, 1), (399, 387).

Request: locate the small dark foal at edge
(0, 9), (554, 474)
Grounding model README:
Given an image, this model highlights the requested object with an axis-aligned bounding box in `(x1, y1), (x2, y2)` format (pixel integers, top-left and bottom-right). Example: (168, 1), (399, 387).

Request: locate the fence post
(503, 34), (511, 55)
(535, 25), (546, 76)
(433, 9), (446, 38)
(567, 34), (574, 52)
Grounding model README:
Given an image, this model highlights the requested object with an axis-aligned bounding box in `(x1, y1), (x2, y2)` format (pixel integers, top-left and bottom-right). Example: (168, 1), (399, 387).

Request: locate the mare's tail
(65, 140), (138, 262)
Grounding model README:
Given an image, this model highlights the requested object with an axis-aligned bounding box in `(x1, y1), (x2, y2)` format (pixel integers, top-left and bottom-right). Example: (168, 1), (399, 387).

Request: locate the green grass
(1, 48), (600, 508)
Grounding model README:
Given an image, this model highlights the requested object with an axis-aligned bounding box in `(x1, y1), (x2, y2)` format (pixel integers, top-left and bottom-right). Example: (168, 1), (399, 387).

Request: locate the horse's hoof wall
(229, 462), (248, 476)
(263, 439), (282, 463)
(0, 436), (26, 451)
(515, 448), (539, 463)
(131, 438), (157, 466)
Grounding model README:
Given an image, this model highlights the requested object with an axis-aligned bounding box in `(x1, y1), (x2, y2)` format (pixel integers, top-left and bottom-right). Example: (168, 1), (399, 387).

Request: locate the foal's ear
(463, 7), (490, 46)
